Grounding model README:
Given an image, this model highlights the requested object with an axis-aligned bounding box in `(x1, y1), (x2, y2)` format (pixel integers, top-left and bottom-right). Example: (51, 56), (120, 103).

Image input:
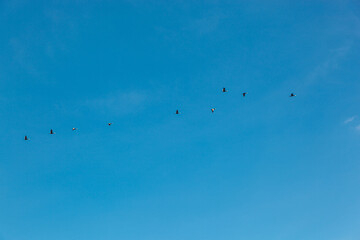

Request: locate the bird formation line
(23, 89), (297, 141)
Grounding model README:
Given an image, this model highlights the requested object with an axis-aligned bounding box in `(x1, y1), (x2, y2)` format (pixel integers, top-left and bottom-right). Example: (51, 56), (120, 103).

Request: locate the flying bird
(243, 92), (248, 97)
(108, 123), (112, 126)
(222, 88), (227, 93)
(24, 136), (29, 141)
(50, 129), (54, 134)
(72, 128), (77, 131)
(176, 110), (179, 114)
(290, 93), (296, 97)
(211, 108), (216, 113)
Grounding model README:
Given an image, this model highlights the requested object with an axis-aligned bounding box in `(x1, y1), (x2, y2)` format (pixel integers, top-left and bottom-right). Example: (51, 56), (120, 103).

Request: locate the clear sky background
(0, 0), (360, 239)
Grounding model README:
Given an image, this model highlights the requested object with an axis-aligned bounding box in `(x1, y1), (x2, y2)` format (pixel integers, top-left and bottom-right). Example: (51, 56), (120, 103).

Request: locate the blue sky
(1, 0), (360, 239)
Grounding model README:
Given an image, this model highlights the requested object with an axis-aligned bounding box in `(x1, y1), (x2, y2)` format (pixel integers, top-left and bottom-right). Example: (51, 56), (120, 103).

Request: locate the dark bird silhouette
(50, 129), (54, 134)
(290, 93), (296, 97)
(222, 88), (227, 93)
(108, 123), (112, 126)
(72, 128), (77, 131)
(243, 92), (248, 97)
(211, 108), (216, 113)
(176, 110), (179, 114)
(24, 136), (29, 141)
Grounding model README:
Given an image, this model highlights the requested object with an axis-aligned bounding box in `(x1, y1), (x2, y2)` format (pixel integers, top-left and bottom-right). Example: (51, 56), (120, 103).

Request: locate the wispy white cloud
(344, 116), (356, 124)
(305, 42), (352, 86)
(84, 91), (148, 115)
(187, 12), (225, 35)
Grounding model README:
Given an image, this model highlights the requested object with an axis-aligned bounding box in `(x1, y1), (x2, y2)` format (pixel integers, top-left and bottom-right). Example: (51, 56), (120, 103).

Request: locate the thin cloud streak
(83, 91), (148, 115)
(305, 42), (352, 86)
(344, 116), (356, 124)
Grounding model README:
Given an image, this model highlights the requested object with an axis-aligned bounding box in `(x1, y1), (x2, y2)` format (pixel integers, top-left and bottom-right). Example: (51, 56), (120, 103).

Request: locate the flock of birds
(23, 88), (296, 141)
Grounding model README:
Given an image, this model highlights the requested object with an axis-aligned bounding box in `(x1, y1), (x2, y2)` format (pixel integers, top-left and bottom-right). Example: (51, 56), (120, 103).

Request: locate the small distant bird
(243, 92), (248, 97)
(24, 136), (29, 141)
(222, 88), (227, 93)
(72, 128), (77, 131)
(290, 93), (296, 97)
(211, 108), (216, 113)
(50, 129), (54, 134)
(108, 123), (112, 126)
(176, 110), (179, 114)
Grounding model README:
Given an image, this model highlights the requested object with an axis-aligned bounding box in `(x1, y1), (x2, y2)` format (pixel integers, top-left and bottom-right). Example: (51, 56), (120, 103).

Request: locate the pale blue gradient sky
(1, 1), (360, 239)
